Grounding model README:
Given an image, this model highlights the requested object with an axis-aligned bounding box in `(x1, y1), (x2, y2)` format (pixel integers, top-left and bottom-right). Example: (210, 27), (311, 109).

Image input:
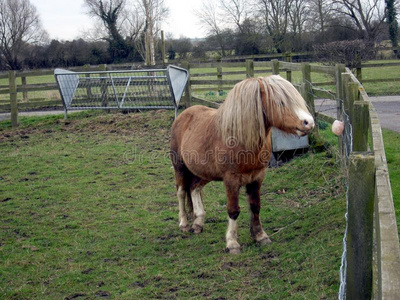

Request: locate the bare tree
(196, 0), (228, 56)
(120, 2), (145, 44)
(332, 0), (387, 41)
(308, 0), (334, 33)
(288, 0), (309, 38)
(256, 0), (292, 52)
(219, 0), (251, 33)
(138, 0), (168, 65)
(0, 0), (47, 69)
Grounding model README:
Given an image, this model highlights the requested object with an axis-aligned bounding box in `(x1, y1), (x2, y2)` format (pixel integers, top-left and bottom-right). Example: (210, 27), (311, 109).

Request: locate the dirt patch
(81, 268), (94, 274)
(95, 290), (111, 298)
(261, 252), (280, 261)
(0, 110), (174, 142)
(131, 281), (146, 288)
(64, 293), (86, 300)
(205, 217), (225, 224)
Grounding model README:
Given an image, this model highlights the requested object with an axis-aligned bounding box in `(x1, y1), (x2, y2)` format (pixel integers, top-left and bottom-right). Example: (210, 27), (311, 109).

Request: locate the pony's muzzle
(296, 116), (315, 136)
(303, 118), (315, 131)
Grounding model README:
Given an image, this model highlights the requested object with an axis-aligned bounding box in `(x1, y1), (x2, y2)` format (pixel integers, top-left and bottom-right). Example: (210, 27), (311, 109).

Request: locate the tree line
(0, 0), (398, 71)
(194, 0), (398, 56)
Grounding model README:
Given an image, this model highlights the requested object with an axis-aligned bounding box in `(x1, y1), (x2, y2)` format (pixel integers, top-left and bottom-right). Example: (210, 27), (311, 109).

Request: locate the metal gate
(54, 65), (188, 117)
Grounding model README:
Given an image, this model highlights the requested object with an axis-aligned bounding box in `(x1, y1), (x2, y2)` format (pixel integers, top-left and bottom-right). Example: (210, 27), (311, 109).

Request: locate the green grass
(361, 60), (400, 96)
(0, 111), (345, 299)
(383, 129), (400, 236)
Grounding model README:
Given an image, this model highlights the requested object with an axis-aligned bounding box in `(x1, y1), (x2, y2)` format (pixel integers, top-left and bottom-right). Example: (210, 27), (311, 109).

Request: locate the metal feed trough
(54, 65), (188, 117)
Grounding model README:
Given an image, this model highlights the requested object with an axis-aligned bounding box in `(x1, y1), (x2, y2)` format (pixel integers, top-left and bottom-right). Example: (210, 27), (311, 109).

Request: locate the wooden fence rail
(0, 56), (398, 122)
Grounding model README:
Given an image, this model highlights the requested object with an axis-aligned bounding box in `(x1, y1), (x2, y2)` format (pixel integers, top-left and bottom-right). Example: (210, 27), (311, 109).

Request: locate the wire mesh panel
(54, 66), (188, 115)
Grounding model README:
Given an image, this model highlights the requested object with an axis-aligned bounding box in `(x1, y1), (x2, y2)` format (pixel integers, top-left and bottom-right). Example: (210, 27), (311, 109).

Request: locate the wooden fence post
(8, 70), (18, 127)
(285, 53), (292, 82)
(335, 64), (346, 119)
(217, 62), (223, 93)
(342, 73), (353, 121)
(21, 76), (28, 101)
(356, 52), (362, 82)
(348, 82), (359, 124)
(301, 62), (316, 117)
(356, 66), (362, 82)
(182, 61), (191, 108)
(246, 59), (254, 78)
(352, 101), (369, 152)
(335, 64), (346, 155)
(272, 59), (279, 75)
(346, 152), (375, 300)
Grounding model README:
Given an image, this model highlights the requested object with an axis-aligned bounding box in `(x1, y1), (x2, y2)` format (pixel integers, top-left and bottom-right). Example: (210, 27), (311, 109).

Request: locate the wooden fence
(343, 69), (400, 299)
(183, 58), (342, 112)
(356, 61), (400, 83)
(0, 54), (398, 124)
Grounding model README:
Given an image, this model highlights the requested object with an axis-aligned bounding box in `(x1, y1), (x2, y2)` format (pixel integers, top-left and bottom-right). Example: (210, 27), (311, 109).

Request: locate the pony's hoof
(257, 237), (272, 246)
(179, 225), (191, 232)
(191, 224), (203, 234)
(226, 247), (241, 254)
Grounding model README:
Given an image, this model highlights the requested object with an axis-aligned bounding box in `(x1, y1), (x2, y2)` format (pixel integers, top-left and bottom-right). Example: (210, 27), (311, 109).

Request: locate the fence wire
(312, 87), (353, 300)
(338, 107), (353, 300)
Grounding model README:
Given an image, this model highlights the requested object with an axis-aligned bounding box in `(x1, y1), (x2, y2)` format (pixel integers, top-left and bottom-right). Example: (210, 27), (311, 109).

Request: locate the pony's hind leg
(173, 164), (191, 232)
(173, 161), (207, 234)
(177, 185), (190, 232)
(246, 181), (271, 245)
(190, 184), (206, 234)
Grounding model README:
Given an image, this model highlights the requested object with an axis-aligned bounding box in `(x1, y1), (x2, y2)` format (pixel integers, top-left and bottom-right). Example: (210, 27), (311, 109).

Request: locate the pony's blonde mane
(216, 75), (309, 150)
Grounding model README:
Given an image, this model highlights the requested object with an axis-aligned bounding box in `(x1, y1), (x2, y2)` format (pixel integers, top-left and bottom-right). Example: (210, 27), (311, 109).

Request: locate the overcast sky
(30, 0), (206, 41)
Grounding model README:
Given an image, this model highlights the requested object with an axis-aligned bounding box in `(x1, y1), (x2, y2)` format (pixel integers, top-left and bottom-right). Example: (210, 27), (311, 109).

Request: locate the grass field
(360, 60), (400, 96)
(0, 111), (346, 299)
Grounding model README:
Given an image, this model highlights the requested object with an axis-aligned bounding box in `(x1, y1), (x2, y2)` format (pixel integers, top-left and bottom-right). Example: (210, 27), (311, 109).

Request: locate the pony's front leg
(224, 181), (241, 254)
(246, 181), (271, 245)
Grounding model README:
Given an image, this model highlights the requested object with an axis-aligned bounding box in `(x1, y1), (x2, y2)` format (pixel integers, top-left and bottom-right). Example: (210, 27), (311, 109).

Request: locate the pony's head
(216, 75), (314, 150)
(259, 75), (314, 136)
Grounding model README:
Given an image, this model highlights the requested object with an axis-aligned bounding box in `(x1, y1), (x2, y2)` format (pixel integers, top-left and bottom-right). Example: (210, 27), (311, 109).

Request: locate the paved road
(1, 96), (400, 132)
(315, 95), (400, 133)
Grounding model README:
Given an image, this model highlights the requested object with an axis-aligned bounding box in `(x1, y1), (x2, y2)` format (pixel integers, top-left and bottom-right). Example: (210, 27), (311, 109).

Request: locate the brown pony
(170, 75), (314, 254)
